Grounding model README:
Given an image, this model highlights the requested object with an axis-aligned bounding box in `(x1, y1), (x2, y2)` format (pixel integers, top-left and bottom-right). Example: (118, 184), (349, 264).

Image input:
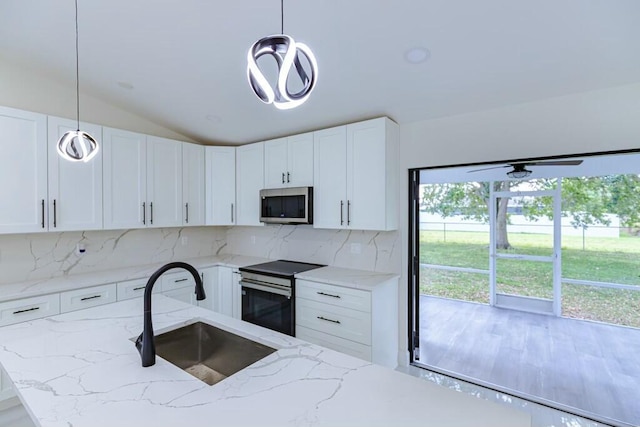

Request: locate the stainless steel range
(239, 260), (325, 336)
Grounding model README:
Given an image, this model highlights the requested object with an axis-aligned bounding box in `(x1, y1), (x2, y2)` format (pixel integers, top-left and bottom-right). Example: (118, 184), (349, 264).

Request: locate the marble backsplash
(0, 224), (400, 286)
(0, 227), (227, 285)
(223, 225), (401, 274)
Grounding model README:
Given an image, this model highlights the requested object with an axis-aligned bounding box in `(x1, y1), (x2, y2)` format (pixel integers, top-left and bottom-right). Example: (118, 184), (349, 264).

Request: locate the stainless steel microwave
(259, 187), (313, 224)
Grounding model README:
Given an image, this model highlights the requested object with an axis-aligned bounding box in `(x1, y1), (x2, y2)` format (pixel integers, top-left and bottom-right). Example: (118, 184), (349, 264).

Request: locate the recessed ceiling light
(404, 47), (431, 64)
(117, 81), (134, 90)
(206, 115), (222, 123)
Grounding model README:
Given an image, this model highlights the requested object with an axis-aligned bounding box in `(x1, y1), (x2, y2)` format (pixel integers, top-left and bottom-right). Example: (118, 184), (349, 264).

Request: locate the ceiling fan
(468, 160), (583, 179)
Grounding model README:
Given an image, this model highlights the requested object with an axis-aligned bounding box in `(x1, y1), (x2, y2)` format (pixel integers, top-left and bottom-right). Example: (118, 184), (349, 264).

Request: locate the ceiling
(1, 1), (639, 145)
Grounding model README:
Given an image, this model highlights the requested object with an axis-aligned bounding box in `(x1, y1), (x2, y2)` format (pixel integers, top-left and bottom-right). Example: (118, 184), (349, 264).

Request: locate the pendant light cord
(280, 0), (284, 34)
(75, 0), (80, 131)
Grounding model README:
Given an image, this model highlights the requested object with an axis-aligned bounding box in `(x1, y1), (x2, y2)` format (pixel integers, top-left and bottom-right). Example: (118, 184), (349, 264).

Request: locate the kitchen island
(0, 295), (529, 427)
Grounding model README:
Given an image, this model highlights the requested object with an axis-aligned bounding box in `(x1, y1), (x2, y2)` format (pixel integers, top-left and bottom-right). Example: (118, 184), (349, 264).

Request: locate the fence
(420, 217), (636, 251)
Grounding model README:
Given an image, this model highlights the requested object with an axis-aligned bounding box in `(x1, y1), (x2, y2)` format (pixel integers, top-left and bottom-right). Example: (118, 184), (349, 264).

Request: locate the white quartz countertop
(0, 255), (400, 302)
(0, 296), (529, 427)
(0, 254), (270, 303)
(296, 266), (399, 290)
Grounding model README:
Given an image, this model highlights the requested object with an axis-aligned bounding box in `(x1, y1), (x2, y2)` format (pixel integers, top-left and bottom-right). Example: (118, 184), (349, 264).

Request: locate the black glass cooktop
(239, 260), (325, 278)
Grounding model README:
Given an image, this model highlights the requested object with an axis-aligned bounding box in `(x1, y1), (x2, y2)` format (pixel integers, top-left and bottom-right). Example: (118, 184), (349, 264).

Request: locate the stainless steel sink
(154, 321), (277, 385)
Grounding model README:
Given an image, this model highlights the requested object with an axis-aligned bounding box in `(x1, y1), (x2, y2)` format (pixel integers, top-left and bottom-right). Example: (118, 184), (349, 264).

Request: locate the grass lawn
(420, 230), (640, 328)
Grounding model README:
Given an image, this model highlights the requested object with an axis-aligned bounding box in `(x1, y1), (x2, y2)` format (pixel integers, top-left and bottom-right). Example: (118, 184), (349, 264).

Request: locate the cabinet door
(0, 106), (47, 234)
(163, 287), (198, 305)
(103, 128), (147, 229)
(147, 136), (182, 227)
(232, 270), (242, 319)
(205, 146), (236, 225)
(235, 142), (264, 226)
(287, 132), (314, 187)
(313, 126), (347, 229)
(182, 142), (205, 226)
(263, 137), (288, 189)
(199, 267), (219, 311)
(218, 266), (234, 317)
(346, 118), (398, 231)
(47, 117), (103, 231)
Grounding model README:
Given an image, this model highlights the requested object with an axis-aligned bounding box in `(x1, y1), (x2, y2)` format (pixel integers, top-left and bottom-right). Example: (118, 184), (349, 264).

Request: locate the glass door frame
(489, 180), (562, 316)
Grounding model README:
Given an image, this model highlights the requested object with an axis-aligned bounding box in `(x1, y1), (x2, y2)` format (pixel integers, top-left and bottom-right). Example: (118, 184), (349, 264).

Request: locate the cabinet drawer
(296, 325), (371, 362)
(0, 294), (60, 327)
(161, 271), (196, 292)
(296, 280), (371, 312)
(116, 278), (150, 301)
(60, 284), (117, 313)
(296, 298), (371, 345)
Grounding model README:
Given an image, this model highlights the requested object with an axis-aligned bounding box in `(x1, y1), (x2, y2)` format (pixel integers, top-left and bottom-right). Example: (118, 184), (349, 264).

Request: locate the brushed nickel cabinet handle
(231, 203), (234, 223)
(282, 172), (285, 184)
(142, 202), (146, 225)
(80, 295), (101, 302)
(347, 200), (351, 226)
(53, 199), (57, 228)
(287, 172), (290, 183)
(150, 202), (154, 225)
(185, 202), (189, 224)
(340, 200), (344, 226)
(41, 199), (45, 228)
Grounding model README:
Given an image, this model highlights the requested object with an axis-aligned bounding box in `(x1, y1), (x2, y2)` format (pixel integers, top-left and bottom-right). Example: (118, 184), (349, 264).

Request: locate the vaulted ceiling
(1, 0), (639, 144)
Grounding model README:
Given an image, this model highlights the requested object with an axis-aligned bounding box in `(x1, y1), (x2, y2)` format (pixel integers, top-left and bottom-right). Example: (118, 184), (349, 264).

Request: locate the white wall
(398, 82), (640, 363)
(0, 61), (195, 142)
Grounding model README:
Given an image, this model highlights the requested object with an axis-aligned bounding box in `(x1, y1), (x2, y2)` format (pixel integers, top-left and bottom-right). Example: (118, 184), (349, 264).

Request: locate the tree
(421, 181), (513, 249)
(421, 173), (640, 250)
(522, 174), (640, 232)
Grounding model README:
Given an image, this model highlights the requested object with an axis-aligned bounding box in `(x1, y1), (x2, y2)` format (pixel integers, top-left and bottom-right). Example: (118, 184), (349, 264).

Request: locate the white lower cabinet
(199, 267), (218, 311)
(214, 267), (242, 319)
(0, 294), (60, 328)
(295, 278), (398, 368)
(60, 284), (117, 313)
(116, 278), (150, 301)
(160, 271), (198, 306)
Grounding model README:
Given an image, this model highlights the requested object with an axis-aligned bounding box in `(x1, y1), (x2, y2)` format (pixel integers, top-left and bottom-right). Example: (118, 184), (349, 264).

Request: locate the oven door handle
(240, 280), (292, 298)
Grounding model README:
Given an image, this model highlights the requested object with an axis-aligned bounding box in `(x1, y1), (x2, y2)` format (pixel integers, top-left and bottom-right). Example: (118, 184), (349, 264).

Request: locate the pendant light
(57, 0), (99, 163)
(247, 0), (318, 110)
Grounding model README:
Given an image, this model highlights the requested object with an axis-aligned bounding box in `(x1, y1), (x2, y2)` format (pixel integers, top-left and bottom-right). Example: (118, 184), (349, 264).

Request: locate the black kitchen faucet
(135, 262), (206, 367)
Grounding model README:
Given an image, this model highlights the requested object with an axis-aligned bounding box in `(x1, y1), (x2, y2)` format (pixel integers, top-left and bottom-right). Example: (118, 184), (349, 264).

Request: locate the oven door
(241, 280), (294, 336)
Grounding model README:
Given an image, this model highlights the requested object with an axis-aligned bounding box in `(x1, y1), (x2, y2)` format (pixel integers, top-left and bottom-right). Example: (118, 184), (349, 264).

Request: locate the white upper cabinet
(313, 117), (398, 231)
(264, 132), (313, 188)
(205, 146), (236, 225)
(146, 136), (183, 228)
(104, 131), (182, 229)
(313, 126), (347, 229)
(182, 142), (205, 226)
(346, 118), (398, 231)
(0, 106), (48, 234)
(103, 128), (147, 229)
(235, 142), (264, 226)
(47, 116), (103, 231)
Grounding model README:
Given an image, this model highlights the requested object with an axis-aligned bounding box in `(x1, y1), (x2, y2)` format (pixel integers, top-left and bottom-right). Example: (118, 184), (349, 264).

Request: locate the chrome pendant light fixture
(57, 0), (99, 163)
(247, 0), (318, 110)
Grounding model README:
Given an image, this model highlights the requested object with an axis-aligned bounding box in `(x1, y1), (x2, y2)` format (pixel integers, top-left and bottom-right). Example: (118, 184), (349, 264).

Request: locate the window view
(411, 153), (640, 427)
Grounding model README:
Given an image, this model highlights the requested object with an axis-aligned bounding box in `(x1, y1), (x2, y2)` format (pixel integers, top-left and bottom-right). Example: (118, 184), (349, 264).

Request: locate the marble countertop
(296, 266), (399, 290)
(0, 255), (400, 303)
(0, 254), (270, 303)
(0, 296), (529, 427)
